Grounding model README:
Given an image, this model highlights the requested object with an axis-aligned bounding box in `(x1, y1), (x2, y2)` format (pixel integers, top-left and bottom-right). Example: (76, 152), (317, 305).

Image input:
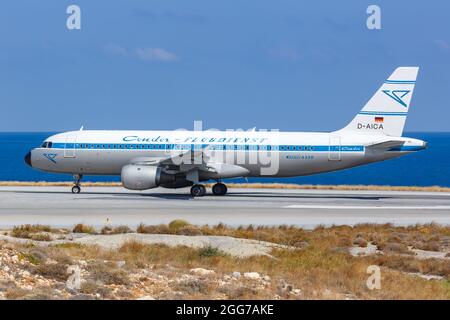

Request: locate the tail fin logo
(382, 90), (410, 107)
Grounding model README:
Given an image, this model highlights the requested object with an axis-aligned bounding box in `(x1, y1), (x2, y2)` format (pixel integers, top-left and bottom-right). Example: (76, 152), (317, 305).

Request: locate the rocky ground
(0, 242), (300, 300)
(0, 222), (449, 300)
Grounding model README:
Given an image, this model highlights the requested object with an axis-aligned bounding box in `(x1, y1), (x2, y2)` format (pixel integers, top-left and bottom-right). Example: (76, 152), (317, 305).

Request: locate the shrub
(33, 263), (69, 281)
(168, 220), (190, 233)
(19, 252), (43, 265)
(30, 233), (52, 241)
(378, 242), (411, 254)
(413, 241), (441, 252)
(175, 279), (210, 294)
(118, 241), (147, 254)
(11, 224), (52, 239)
(214, 223), (226, 230)
(176, 225), (203, 236)
(101, 226), (113, 234)
(337, 237), (352, 247)
(87, 263), (130, 285)
(80, 280), (110, 297)
(113, 225), (133, 234)
(198, 245), (224, 257)
(73, 224), (96, 234)
(5, 287), (30, 300)
(352, 237), (367, 247)
(136, 223), (170, 234)
(101, 225), (132, 235)
(421, 259), (450, 277)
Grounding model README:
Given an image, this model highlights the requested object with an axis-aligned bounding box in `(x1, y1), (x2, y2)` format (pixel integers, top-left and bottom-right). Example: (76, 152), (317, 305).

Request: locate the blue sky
(1, 0), (449, 132)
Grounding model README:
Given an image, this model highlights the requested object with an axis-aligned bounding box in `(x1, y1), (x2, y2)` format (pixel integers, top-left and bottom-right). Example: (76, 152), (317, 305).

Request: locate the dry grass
(3, 223), (450, 299)
(137, 223), (170, 234)
(72, 223), (97, 234)
(48, 223), (450, 299)
(137, 222), (309, 247)
(11, 224), (54, 241)
(101, 225), (132, 235)
(1, 181), (449, 192)
(32, 263), (69, 281)
(86, 262), (130, 286)
(70, 240), (450, 299)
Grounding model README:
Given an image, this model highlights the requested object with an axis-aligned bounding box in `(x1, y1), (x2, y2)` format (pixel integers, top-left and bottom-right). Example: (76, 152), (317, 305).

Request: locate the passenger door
(64, 134), (77, 158)
(328, 136), (341, 161)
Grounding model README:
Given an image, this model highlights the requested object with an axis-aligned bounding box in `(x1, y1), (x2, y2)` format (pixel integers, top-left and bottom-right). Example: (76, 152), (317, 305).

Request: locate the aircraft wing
(128, 150), (218, 175)
(129, 149), (207, 168)
(128, 149), (249, 178)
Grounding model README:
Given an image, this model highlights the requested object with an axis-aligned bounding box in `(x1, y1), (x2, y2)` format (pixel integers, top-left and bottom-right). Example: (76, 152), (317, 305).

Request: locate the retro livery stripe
(49, 143), (365, 152)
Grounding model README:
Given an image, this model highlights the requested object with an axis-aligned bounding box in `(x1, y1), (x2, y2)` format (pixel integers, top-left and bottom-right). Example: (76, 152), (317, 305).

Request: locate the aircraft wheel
(212, 183), (227, 196)
(71, 186), (81, 194)
(190, 184), (206, 197)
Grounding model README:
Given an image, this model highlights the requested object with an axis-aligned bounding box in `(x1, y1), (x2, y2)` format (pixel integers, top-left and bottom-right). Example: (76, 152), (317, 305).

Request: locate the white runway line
(284, 205), (450, 210)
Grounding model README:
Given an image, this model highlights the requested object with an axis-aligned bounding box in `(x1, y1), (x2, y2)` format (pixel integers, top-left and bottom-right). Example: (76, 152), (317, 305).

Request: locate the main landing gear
(212, 182), (227, 196)
(190, 182), (228, 197)
(190, 184), (206, 197)
(71, 174), (82, 194)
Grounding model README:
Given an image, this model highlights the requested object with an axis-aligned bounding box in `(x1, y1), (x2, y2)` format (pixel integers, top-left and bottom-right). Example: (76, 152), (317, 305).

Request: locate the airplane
(24, 67), (427, 197)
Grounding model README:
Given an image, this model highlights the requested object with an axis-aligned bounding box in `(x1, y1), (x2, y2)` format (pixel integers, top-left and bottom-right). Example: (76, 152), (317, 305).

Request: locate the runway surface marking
(1, 186), (450, 228)
(284, 205), (450, 210)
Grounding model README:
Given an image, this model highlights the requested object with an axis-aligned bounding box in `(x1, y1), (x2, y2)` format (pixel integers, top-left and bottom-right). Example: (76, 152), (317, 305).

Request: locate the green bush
(198, 245), (224, 257)
(168, 220), (190, 233)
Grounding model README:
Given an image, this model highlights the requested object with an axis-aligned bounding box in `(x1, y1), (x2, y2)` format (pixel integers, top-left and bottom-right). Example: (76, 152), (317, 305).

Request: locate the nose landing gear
(71, 174), (83, 194)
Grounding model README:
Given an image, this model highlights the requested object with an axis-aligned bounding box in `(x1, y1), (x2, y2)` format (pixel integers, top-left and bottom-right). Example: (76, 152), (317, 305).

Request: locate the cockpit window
(40, 141), (53, 148)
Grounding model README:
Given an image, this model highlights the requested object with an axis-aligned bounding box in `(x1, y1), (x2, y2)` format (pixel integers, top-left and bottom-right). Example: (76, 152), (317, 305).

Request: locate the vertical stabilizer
(338, 67), (419, 137)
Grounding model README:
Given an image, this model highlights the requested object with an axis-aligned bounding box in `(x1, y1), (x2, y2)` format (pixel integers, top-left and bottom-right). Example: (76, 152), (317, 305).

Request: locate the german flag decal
(374, 117), (384, 123)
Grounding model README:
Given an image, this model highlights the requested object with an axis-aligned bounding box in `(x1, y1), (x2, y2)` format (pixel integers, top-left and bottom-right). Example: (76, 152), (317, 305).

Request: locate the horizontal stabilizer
(367, 140), (405, 150)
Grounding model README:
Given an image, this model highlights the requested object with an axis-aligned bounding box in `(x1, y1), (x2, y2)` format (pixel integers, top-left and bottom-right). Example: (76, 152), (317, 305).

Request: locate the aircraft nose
(423, 141), (428, 149)
(24, 151), (32, 167)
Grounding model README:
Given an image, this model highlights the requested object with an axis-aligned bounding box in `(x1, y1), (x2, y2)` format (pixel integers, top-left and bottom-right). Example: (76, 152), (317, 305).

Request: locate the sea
(0, 132), (448, 187)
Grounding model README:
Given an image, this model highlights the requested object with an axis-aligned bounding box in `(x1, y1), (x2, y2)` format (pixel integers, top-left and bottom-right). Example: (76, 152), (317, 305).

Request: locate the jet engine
(121, 164), (174, 190)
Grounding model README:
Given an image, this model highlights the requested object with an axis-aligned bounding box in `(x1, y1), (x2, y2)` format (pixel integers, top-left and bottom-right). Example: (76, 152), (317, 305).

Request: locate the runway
(0, 186), (450, 229)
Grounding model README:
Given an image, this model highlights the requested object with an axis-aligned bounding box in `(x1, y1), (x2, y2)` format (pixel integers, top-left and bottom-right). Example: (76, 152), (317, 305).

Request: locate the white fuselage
(27, 130), (426, 181)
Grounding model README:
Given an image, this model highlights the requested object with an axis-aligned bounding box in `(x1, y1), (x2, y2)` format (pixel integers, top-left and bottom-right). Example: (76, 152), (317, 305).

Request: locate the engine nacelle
(121, 164), (172, 190)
